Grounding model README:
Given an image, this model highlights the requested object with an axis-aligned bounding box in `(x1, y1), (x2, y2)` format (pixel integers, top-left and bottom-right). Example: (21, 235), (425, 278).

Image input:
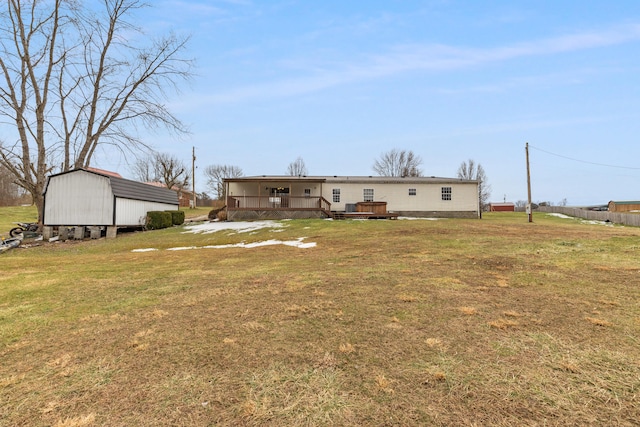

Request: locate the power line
(529, 144), (640, 170)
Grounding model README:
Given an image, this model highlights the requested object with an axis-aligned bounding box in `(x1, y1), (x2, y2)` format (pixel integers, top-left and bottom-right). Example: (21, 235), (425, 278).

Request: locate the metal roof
(225, 175), (477, 184)
(46, 168), (179, 205)
(108, 175), (179, 205)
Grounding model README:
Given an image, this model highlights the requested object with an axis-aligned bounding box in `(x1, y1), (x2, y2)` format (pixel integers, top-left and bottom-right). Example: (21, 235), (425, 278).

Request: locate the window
(332, 188), (340, 203)
(441, 187), (452, 201)
(304, 188), (311, 198)
(363, 188), (374, 202)
(409, 188), (416, 196)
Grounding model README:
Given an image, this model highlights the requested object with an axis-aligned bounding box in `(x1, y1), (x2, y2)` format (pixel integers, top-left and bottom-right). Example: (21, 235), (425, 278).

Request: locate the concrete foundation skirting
(390, 211), (479, 219)
(227, 210), (479, 220)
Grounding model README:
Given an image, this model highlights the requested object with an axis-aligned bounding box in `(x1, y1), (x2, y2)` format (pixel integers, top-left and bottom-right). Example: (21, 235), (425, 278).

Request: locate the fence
(536, 206), (640, 227)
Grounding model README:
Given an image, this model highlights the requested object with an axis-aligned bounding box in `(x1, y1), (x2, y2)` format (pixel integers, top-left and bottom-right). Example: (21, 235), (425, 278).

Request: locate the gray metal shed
(43, 168), (179, 227)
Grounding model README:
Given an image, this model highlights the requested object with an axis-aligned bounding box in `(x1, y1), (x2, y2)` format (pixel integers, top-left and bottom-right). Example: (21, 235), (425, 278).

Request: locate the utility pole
(192, 146), (196, 209)
(525, 142), (533, 223)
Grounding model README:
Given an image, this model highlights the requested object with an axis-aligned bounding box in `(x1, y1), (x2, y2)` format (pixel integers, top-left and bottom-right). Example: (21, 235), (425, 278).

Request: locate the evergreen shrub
(165, 210), (185, 225)
(146, 211), (172, 230)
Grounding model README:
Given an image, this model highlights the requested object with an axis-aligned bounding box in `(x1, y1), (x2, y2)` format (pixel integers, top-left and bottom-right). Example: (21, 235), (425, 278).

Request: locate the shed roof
(85, 166), (122, 178)
(46, 168), (178, 205)
(609, 200), (640, 205)
(109, 175), (178, 205)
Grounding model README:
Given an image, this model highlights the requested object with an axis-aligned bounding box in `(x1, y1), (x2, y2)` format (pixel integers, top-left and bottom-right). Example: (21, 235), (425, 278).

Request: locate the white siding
(226, 177), (479, 216)
(115, 199), (179, 226)
(324, 182), (478, 212)
(44, 171), (114, 225)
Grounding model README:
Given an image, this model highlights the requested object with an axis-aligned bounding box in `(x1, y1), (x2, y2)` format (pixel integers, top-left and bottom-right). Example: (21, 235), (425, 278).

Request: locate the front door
(271, 187), (289, 207)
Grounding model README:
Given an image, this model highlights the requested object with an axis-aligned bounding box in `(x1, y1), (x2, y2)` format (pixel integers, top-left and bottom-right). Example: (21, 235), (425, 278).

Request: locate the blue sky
(97, 1), (640, 206)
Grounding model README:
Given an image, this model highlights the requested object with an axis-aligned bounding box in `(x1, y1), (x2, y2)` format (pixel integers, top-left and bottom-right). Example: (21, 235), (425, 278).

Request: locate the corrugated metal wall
(115, 199), (179, 226)
(44, 171), (114, 225)
(45, 170), (180, 226)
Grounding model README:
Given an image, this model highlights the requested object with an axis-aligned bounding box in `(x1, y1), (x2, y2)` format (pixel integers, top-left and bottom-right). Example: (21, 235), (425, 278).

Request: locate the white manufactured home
(224, 175), (479, 220)
(43, 169), (179, 230)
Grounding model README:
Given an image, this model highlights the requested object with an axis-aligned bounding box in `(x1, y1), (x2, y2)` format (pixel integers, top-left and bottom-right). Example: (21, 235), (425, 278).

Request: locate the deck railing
(227, 196), (331, 212)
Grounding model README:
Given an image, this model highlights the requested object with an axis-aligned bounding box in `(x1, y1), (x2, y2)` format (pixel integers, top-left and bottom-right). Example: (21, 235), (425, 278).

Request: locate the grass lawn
(1, 211), (639, 426)
(0, 205), (38, 238)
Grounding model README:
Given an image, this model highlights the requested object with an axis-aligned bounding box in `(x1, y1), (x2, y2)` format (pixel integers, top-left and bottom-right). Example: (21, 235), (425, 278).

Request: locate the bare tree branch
(204, 164), (243, 200)
(0, 0), (193, 222)
(373, 149), (423, 177)
(131, 152), (189, 190)
(286, 157), (308, 176)
(457, 159), (492, 210)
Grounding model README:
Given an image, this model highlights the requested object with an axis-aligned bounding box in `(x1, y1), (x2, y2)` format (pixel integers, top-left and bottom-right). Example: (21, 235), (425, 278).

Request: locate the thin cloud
(421, 114), (631, 139)
(185, 23), (640, 107)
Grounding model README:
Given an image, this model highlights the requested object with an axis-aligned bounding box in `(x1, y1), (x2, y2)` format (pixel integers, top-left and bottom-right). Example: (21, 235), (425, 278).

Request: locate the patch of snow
(133, 238), (316, 252)
(398, 217), (444, 221)
(546, 213), (615, 226)
(132, 221), (316, 252)
(182, 220), (286, 235)
(547, 213), (573, 219)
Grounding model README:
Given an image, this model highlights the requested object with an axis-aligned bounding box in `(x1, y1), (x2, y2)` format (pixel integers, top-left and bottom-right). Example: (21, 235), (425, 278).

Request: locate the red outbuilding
(489, 202), (515, 212)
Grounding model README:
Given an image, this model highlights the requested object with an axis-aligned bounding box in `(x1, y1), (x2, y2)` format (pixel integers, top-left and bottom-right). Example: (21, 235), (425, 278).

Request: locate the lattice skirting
(228, 210), (327, 221)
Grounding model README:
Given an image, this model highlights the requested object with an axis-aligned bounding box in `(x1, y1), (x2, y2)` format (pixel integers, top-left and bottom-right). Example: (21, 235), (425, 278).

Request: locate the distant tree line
(0, 164), (29, 206)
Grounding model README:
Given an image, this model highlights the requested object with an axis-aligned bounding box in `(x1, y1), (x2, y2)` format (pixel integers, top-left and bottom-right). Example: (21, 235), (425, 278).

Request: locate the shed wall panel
(115, 199), (180, 226)
(44, 171), (114, 225)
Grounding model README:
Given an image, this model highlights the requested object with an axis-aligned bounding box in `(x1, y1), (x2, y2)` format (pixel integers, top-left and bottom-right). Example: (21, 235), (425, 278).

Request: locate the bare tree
(204, 164), (243, 200)
(286, 157), (308, 176)
(0, 0), (192, 223)
(373, 149), (423, 177)
(132, 152), (189, 189)
(457, 159), (491, 210)
(131, 156), (159, 183)
(0, 163), (26, 206)
(156, 153), (190, 190)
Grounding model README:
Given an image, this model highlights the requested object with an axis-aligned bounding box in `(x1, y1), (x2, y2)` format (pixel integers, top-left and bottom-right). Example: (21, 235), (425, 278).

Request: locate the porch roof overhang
(224, 175), (326, 184)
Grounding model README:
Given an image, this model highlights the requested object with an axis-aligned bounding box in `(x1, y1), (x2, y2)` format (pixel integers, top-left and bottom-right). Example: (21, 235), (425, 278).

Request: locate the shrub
(165, 210), (185, 225)
(146, 211), (172, 230)
(208, 205), (226, 220)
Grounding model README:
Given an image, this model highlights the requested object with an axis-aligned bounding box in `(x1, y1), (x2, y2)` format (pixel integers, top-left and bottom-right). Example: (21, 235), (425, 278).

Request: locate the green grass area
(0, 205), (209, 239)
(0, 205), (38, 238)
(1, 210), (639, 426)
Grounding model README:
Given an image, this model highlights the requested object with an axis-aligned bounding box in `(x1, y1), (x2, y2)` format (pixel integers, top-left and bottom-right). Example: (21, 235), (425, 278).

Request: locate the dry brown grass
(1, 212), (640, 425)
